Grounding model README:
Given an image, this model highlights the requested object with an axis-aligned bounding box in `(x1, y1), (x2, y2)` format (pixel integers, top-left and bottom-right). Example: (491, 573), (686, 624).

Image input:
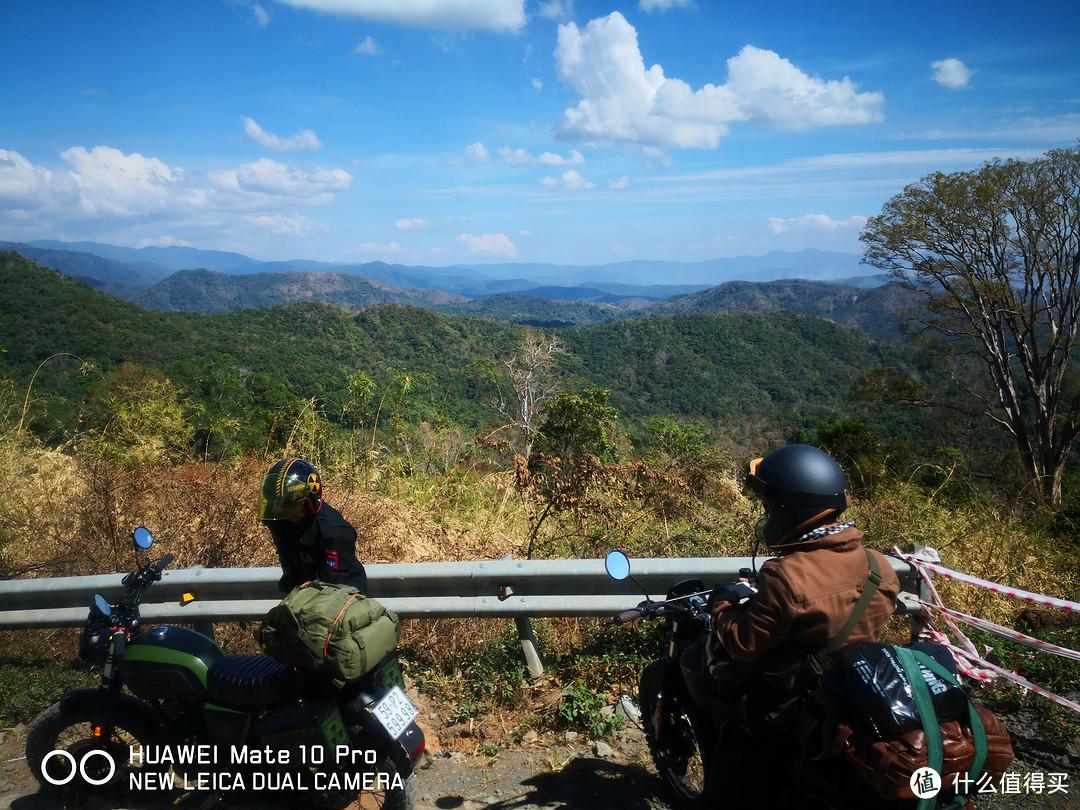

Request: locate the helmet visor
(746, 457), (766, 497)
(256, 474), (308, 521)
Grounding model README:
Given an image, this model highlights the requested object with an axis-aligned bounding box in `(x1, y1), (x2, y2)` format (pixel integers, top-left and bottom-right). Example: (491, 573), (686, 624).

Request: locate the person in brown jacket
(703, 444), (901, 807)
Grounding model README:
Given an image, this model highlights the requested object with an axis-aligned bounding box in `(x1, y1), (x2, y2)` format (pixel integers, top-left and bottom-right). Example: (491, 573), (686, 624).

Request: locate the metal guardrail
(0, 555), (923, 630)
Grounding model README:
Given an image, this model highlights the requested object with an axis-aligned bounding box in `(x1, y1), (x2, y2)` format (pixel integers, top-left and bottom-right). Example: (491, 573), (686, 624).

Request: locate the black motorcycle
(604, 550), (976, 810)
(26, 527), (425, 809)
(603, 549), (744, 807)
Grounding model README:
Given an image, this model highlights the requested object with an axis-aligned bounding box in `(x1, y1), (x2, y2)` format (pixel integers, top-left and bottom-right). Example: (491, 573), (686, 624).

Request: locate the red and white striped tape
(924, 630), (1080, 715)
(919, 601), (1080, 662)
(895, 550), (1080, 613)
(894, 547), (1080, 715)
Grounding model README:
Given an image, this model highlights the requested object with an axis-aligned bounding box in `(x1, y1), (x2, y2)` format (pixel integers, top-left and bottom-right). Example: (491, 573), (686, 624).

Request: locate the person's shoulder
(318, 502), (345, 520)
(315, 503), (356, 534)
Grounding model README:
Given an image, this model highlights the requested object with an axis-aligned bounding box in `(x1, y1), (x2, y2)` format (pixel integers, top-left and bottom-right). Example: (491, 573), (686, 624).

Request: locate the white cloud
(931, 58), (976, 89)
(245, 213), (329, 235)
(61, 146), (184, 217)
(234, 0), (271, 25)
(353, 35), (381, 55)
(138, 236), (195, 249)
(357, 240), (402, 254)
(395, 218), (426, 230)
(443, 142), (491, 166)
(457, 232), (518, 257)
(242, 116), (323, 152)
(0, 144), (356, 251)
(538, 0), (572, 20)
(496, 146), (585, 166)
(725, 46), (884, 130)
(214, 158), (352, 201)
(554, 13), (884, 150)
(609, 175), (633, 190)
(272, 0), (526, 32)
(539, 169), (594, 190)
(768, 213), (867, 234)
(0, 149), (77, 211)
(640, 0), (693, 12)
(252, 1), (270, 25)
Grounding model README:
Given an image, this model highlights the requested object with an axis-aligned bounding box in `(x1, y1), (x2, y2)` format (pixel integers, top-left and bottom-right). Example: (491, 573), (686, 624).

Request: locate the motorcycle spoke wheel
(355, 762), (416, 810)
(26, 701), (159, 800)
(640, 665), (705, 808)
(296, 760), (416, 810)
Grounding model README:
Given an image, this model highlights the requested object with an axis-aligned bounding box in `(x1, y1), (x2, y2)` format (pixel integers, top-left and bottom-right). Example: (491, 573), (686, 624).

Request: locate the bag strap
(906, 648), (989, 798)
(895, 646), (945, 810)
(825, 549), (882, 653)
(895, 647), (989, 808)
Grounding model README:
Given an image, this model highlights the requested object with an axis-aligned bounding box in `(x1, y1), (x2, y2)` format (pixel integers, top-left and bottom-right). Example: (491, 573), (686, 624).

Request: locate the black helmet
(257, 458), (323, 522)
(746, 444), (850, 546)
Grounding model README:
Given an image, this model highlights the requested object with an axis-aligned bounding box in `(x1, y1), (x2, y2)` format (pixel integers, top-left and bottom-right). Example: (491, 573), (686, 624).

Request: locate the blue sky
(1, 0), (1077, 268)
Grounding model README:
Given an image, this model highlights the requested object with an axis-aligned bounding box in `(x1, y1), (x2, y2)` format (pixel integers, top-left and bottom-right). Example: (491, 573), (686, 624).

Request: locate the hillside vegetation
(2, 249), (1078, 760)
(131, 268), (470, 314)
(1, 251), (917, 452)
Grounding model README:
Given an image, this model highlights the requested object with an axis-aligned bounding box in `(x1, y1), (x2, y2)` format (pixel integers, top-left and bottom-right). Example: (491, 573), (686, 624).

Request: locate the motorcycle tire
(25, 696), (161, 800)
(296, 758), (416, 810)
(639, 660), (705, 809)
(369, 759), (416, 810)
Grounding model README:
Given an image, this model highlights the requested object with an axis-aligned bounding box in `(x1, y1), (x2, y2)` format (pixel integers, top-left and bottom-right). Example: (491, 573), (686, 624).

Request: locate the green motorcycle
(26, 527), (425, 809)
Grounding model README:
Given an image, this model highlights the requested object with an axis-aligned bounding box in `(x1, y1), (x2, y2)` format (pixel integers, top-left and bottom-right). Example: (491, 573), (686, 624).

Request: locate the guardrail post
(514, 616), (544, 678)
(907, 545), (933, 643)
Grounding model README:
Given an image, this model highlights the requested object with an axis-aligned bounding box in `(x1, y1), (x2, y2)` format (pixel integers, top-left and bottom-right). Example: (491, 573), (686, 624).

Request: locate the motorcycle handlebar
(607, 578), (753, 627)
(611, 606), (649, 626)
(152, 553), (174, 576)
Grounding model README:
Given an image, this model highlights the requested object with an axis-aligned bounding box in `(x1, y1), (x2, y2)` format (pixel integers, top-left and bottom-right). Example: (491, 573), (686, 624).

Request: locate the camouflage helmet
(257, 458), (323, 521)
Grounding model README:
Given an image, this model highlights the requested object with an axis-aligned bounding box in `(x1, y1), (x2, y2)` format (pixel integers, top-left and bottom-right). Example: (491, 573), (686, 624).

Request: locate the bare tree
(495, 328), (565, 460)
(860, 144), (1080, 504)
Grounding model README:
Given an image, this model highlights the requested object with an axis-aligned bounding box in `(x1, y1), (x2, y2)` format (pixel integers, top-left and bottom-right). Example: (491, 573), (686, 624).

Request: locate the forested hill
(4, 242), (905, 334)
(0, 252), (915, 444)
(130, 268), (470, 314)
(645, 278), (912, 340)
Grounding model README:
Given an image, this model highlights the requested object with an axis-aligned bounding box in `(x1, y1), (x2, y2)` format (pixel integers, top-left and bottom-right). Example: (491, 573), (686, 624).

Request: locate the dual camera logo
(40, 749), (117, 787)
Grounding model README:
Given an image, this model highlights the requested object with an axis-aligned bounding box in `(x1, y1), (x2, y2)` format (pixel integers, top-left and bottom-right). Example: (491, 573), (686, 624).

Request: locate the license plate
(372, 686), (418, 740)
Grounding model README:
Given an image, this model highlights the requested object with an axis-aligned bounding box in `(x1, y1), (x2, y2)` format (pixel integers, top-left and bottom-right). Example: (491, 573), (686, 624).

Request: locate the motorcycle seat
(207, 654), (301, 707)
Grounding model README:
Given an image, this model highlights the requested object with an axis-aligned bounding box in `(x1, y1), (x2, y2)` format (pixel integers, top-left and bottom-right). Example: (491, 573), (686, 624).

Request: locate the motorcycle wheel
(25, 698), (160, 800)
(298, 759), (416, 810)
(639, 661), (705, 808)
(356, 760), (416, 810)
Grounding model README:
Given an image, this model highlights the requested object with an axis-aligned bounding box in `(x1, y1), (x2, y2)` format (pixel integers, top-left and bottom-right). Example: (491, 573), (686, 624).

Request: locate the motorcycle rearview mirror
(92, 593), (111, 618)
(131, 526), (154, 550)
(605, 550), (631, 581)
(604, 549), (651, 600)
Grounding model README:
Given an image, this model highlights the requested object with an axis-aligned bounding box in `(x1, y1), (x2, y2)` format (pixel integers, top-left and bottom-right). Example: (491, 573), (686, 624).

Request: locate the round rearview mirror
(132, 526), (154, 549)
(93, 593), (111, 617)
(604, 549), (631, 581)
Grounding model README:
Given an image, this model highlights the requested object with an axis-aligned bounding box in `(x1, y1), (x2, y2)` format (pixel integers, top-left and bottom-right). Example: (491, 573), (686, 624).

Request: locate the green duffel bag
(258, 580), (400, 683)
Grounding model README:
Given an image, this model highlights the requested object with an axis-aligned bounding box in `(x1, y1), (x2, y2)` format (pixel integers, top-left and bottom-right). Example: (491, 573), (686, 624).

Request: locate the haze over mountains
(2, 239), (902, 336)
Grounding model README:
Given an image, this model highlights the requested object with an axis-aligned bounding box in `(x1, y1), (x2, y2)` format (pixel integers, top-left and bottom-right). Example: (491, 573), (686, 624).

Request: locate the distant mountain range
(2, 239), (901, 335)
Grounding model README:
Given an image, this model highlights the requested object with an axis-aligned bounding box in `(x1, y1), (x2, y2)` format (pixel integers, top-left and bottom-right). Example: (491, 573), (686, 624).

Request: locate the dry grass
(3, 430), (1073, 625)
(857, 481), (1079, 627)
(3, 430), (1077, 741)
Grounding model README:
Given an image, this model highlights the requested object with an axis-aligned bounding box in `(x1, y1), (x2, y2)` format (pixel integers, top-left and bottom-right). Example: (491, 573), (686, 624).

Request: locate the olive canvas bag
(258, 580), (400, 683)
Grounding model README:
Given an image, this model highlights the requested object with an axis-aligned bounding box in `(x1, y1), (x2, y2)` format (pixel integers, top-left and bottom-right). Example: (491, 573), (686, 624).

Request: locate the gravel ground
(0, 721), (664, 810)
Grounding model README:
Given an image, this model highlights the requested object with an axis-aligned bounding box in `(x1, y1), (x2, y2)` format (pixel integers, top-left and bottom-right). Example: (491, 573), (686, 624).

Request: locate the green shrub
(0, 635), (94, 723)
